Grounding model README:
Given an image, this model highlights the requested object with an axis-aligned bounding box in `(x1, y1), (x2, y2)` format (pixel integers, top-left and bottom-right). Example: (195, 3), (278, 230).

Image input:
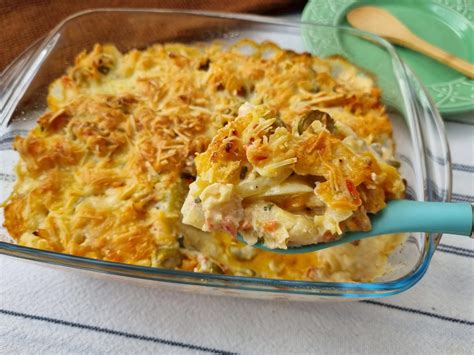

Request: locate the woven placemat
(0, 0), (304, 71)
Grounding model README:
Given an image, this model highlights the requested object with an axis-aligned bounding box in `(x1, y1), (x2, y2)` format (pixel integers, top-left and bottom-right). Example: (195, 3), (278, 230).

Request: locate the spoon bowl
(237, 200), (473, 254)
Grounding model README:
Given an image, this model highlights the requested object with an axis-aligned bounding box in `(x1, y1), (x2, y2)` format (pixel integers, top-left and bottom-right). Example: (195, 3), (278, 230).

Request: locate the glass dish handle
(403, 63), (453, 250)
(0, 39), (43, 129)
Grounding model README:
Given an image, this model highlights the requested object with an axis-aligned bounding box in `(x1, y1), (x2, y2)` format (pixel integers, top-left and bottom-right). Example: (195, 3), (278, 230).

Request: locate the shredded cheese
(3, 39), (405, 282)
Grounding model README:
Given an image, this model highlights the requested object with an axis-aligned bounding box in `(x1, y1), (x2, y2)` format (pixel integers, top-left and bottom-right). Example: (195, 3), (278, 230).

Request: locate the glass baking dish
(0, 9), (451, 300)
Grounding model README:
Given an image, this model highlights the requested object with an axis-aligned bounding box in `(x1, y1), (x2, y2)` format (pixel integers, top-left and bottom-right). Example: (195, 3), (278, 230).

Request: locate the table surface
(1, 13), (473, 355)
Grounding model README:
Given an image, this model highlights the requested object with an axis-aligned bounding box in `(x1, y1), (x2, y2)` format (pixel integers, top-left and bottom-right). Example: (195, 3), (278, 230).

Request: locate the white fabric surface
(1, 111), (473, 355)
(1, 14), (473, 355)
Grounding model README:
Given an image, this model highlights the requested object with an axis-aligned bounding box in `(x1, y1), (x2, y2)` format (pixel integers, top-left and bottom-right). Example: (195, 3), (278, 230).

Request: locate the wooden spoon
(347, 6), (474, 79)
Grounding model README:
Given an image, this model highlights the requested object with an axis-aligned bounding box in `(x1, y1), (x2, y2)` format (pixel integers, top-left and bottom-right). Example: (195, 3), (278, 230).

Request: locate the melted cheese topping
(3, 39), (405, 282)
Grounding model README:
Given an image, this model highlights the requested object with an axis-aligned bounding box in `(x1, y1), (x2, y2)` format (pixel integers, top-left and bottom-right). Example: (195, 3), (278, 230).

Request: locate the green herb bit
(263, 204), (273, 211)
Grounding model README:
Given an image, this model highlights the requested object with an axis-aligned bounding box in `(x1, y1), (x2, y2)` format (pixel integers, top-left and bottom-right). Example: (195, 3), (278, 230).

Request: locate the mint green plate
(302, 0), (474, 118)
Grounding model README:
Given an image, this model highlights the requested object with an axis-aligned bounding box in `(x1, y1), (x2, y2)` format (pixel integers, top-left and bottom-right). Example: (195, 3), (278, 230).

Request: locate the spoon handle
(388, 34), (474, 79)
(369, 200), (473, 237)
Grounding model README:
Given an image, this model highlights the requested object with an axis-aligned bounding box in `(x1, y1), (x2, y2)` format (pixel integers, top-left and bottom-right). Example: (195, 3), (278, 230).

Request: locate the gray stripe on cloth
(0, 309), (237, 355)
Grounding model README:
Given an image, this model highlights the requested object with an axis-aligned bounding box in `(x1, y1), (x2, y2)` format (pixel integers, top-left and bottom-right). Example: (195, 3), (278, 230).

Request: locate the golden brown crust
(3, 39), (405, 281)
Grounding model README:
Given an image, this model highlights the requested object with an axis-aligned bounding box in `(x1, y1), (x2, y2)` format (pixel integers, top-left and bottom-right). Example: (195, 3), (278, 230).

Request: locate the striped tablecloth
(1, 16), (473, 355)
(1, 113), (473, 355)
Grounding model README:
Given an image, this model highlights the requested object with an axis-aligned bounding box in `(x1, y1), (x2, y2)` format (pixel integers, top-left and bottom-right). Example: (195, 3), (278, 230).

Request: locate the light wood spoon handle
(347, 6), (474, 79)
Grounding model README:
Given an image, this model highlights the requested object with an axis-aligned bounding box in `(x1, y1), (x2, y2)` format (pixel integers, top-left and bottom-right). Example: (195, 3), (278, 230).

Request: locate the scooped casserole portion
(3, 39), (405, 281)
(182, 102), (404, 249)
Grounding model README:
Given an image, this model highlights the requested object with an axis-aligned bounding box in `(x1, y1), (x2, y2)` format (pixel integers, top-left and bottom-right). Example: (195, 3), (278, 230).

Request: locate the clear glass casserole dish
(0, 9), (451, 300)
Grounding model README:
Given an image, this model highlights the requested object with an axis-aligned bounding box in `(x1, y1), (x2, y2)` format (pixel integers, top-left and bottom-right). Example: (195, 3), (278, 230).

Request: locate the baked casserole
(2, 39), (405, 282)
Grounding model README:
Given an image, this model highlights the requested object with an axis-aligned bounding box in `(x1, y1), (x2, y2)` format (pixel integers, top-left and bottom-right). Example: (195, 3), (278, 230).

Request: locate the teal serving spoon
(237, 200), (474, 254)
